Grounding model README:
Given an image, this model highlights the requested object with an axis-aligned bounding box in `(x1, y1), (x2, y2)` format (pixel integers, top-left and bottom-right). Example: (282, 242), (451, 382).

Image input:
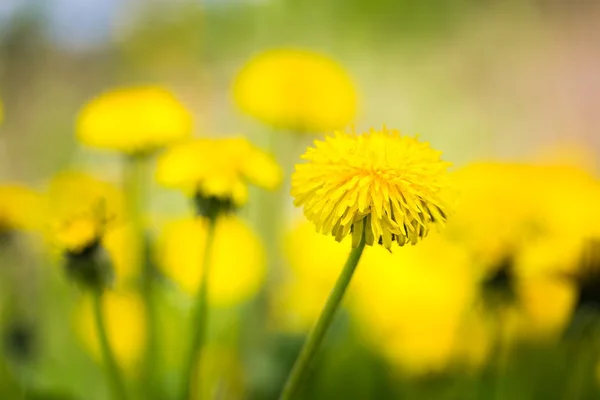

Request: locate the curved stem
(92, 290), (128, 400)
(279, 235), (366, 400)
(180, 217), (218, 400)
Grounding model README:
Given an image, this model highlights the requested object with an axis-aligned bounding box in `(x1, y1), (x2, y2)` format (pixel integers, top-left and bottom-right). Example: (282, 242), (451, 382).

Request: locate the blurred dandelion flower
(156, 215), (265, 306)
(156, 137), (282, 212)
(76, 290), (146, 372)
(274, 220), (350, 332)
(233, 48), (358, 133)
(353, 233), (480, 373)
(0, 98), (3, 125)
(77, 86), (193, 155)
(44, 172), (142, 288)
(445, 163), (600, 347)
(47, 172), (124, 255)
(0, 185), (43, 234)
(291, 128), (452, 250)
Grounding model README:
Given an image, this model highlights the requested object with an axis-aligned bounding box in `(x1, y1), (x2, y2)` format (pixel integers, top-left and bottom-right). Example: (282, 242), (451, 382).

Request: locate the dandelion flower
(233, 48), (358, 133)
(291, 128), (451, 250)
(43, 172), (144, 289)
(77, 86), (193, 155)
(156, 137), (282, 211)
(46, 172), (124, 255)
(0, 185), (43, 233)
(156, 215), (265, 306)
(75, 291), (146, 371)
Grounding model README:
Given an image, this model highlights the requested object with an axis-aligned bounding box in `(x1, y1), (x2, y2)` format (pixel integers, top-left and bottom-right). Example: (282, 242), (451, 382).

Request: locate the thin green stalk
(180, 217), (218, 400)
(124, 156), (161, 397)
(92, 290), (128, 400)
(279, 235), (367, 400)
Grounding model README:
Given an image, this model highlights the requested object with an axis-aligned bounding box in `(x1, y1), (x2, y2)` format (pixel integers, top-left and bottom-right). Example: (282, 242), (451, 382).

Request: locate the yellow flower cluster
(77, 86), (193, 155)
(292, 128), (452, 249)
(233, 48), (358, 133)
(156, 137), (282, 206)
(279, 161), (600, 374)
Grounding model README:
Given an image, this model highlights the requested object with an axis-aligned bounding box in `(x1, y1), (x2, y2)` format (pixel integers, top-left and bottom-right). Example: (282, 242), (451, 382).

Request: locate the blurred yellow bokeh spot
(157, 215), (265, 306)
(77, 86), (192, 155)
(0, 185), (44, 233)
(233, 48), (358, 133)
(75, 291), (146, 372)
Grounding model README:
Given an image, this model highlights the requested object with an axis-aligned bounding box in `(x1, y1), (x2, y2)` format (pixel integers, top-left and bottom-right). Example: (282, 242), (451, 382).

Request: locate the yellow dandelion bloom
(0, 185), (43, 233)
(46, 172), (124, 254)
(75, 291), (146, 371)
(156, 137), (282, 207)
(233, 48), (358, 133)
(291, 128), (451, 249)
(156, 215), (265, 306)
(77, 86), (193, 155)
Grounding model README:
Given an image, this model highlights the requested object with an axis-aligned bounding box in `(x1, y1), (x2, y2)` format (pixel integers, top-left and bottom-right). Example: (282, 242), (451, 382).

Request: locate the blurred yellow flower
(353, 233), (480, 373)
(47, 172), (124, 254)
(156, 215), (265, 306)
(233, 48), (358, 133)
(0, 185), (43, 233)
(273, 220), (350, 331)
(77, 86), (193, 155)
(0, 98), (3, 125)
(446, 162), (600, 343)
(291, 128), (452, 249)
(75, 291), (146, 371)
(44, 172), (142, 284)
(156, 137), (282, 207)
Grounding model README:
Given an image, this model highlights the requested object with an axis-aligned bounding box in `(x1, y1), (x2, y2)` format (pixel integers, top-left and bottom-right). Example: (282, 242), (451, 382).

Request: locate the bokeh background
(2, 0), (600, 399)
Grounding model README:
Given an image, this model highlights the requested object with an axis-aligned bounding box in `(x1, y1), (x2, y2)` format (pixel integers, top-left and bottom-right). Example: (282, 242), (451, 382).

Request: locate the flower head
(233, 48), (358, 133)
(156, 215), (265, 306)
(47, 172), (124, 254)
(77, 86), (192, 155)
(291, 128), (451, 249)
(156, 137), (282, 213)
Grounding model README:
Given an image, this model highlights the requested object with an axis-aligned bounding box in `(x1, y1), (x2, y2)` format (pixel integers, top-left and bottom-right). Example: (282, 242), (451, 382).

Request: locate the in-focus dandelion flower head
(291, 128), (452, 249)
(233, 48), (358, 133)
(77, 86), (193, 155)
(156, 137), (282, 215)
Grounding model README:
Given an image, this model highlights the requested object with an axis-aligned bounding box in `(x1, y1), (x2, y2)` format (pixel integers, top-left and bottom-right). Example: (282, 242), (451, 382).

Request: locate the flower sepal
(64, 240), (115, 292)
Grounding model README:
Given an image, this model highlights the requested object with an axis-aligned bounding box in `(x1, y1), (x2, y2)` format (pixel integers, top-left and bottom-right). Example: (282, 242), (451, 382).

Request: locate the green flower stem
(180, 216), (217, 400)
(124, 156), (161, 397)
(92, 290), (128, 400)
(279, 234), (367, 400)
